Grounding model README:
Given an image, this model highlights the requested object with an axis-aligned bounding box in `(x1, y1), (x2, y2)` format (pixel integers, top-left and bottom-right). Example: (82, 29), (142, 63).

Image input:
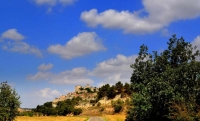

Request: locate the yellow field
(16, 116), (89, 121)
(102, 114), (126, 121)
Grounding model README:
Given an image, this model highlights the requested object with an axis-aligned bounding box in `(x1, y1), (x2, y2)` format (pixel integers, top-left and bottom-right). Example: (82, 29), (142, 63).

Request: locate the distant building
(52, 84), (99, 107)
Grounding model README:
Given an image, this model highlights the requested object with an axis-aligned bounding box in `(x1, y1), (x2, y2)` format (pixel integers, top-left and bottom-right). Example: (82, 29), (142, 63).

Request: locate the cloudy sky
(1, 0), (200, 108)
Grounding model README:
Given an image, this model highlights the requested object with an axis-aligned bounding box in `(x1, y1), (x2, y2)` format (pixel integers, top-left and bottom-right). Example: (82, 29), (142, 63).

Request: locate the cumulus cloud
(28, 71), (52, 80)
(35, 88), (62, 99)
(3, 42), (43, 57)
(0, 29), (43, 57)
(91, 54), (137, 84)
(81, 0), (200, 34)
(28, 67), (93, 85)
(191, 35), (200, 51)
(1, 29), (25, 41)
(48, 32), (106, 59)
(38, 63), (53, 71)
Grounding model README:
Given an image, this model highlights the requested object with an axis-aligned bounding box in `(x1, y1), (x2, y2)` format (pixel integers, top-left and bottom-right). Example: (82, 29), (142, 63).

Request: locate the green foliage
(34, 97), (83, 116)
(97, 84), (110, 100)
(115, 81), (123, 94)
(112, 99), (124, 113)
(97, 102), (101, 107)
(124, 83), (132, 95)
(73, 108), (82, 115)
(85, 88), (92, 93)
(0, 81), (21, 121)
(126, 35), (200, 121)
(90, 100), (96, 104)
(18, 111), (34, 117)
(107, 86), (116, 99)
(97, 82), (132, 101)
(99, 107), (105, 112)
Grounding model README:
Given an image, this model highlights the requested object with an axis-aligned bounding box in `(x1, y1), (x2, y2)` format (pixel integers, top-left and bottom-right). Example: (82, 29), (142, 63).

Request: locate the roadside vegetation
(126, 35), (200, 121)
(32, 97), (83, 116)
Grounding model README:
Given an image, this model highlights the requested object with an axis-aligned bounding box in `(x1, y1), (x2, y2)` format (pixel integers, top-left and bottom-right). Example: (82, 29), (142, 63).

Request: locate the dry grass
(102, 114), (126, 121)
(16, 116), (88, 121)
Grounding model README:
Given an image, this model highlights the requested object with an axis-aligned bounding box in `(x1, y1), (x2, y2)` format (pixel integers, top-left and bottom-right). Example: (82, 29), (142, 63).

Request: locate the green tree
(111, 99), (124, 113)
(97, 84), (110, 100)
(126, 35), (200, 121)
(124, 82), (132, 95)
(115, 81), (123, 94)
(107, 86), (116, 99)
(0, 81), (21, 121)
(73, 108), (82, 115)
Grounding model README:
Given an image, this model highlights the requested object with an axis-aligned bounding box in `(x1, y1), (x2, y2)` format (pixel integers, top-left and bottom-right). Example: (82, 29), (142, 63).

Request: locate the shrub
(100, 107), (105, 112)
(112, 99), (124, 113)
(73, 108), (82, 115)
(97, 102), (101, 107)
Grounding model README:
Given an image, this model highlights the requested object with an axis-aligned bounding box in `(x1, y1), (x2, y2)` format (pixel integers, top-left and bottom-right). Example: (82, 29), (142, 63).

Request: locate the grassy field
(16, 116), (89, 121)
(102, 114), (126, 121)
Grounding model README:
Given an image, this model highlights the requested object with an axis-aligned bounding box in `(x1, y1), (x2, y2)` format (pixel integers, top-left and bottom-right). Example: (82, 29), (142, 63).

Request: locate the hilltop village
(32, 82), (132, 116)
(52, 84), (99, 107)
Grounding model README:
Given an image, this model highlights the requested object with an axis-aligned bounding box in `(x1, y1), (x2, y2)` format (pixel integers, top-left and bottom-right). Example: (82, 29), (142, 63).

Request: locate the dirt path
(87, 117), (104, 121)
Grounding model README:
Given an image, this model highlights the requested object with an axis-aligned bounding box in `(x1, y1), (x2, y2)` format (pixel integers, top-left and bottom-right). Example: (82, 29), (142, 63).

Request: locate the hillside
(32, 82), (132, 116)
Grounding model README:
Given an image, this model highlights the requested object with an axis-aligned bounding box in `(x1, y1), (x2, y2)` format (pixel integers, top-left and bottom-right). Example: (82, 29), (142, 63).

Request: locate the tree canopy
(126, 35), (200, 121)
(35, 97), (82, 116)
(0, 81), (21, 121)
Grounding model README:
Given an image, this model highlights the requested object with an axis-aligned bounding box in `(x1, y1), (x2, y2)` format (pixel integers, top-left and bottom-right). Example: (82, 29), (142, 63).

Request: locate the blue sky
(0, 0), (200, 108)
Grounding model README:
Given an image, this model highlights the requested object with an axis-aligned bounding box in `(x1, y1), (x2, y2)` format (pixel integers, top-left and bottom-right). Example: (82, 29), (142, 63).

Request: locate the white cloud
(38, 63), (53, 71)
(81, 0), (200, 34)
(28, 71), (52, 80)
(92, 54), (137, 84)
(1, 29), (25, 41)
(28, 67), (93, 85)
(28, 54), (137, 86)
(3, 41), (43, 57)
(36, 88), (62, 99)
(48, 32), (106, 59)
(1, 29), (43, 57)
(191, 35), (200, 51)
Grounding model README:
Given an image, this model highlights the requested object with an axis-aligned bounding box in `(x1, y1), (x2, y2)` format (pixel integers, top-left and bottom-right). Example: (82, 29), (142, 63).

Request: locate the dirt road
(87, 117), (104, 121)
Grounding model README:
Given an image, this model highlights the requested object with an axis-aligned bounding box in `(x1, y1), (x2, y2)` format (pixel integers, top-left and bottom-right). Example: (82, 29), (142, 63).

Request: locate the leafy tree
(85, 88), (92, 93)
(107, 86), (116, 99)
(18, 111), (34, 117)
(73, 108), (82, 115)
(97, 84), (110, 100)
(111, 99), (124, 113)
(0, 81), (21, 121)
(126, 35), (200, 121)
(124, 82), (132, 95)
(115, 81), (123, 94)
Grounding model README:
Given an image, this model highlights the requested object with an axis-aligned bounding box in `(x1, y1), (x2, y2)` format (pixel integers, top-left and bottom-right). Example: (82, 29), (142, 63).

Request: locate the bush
(97, 102), (101, 107)
(90, 100), (96, 104)
(111, 99), (124, 113)
(18, 111), (34, 117)
(73, 108), (82, 115)
(114, 105), (122, 113)
(99, 107), (105, 112)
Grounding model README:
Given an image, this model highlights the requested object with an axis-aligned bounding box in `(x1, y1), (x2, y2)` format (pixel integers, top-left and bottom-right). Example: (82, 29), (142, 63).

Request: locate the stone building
(52, 84), (99, 107)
